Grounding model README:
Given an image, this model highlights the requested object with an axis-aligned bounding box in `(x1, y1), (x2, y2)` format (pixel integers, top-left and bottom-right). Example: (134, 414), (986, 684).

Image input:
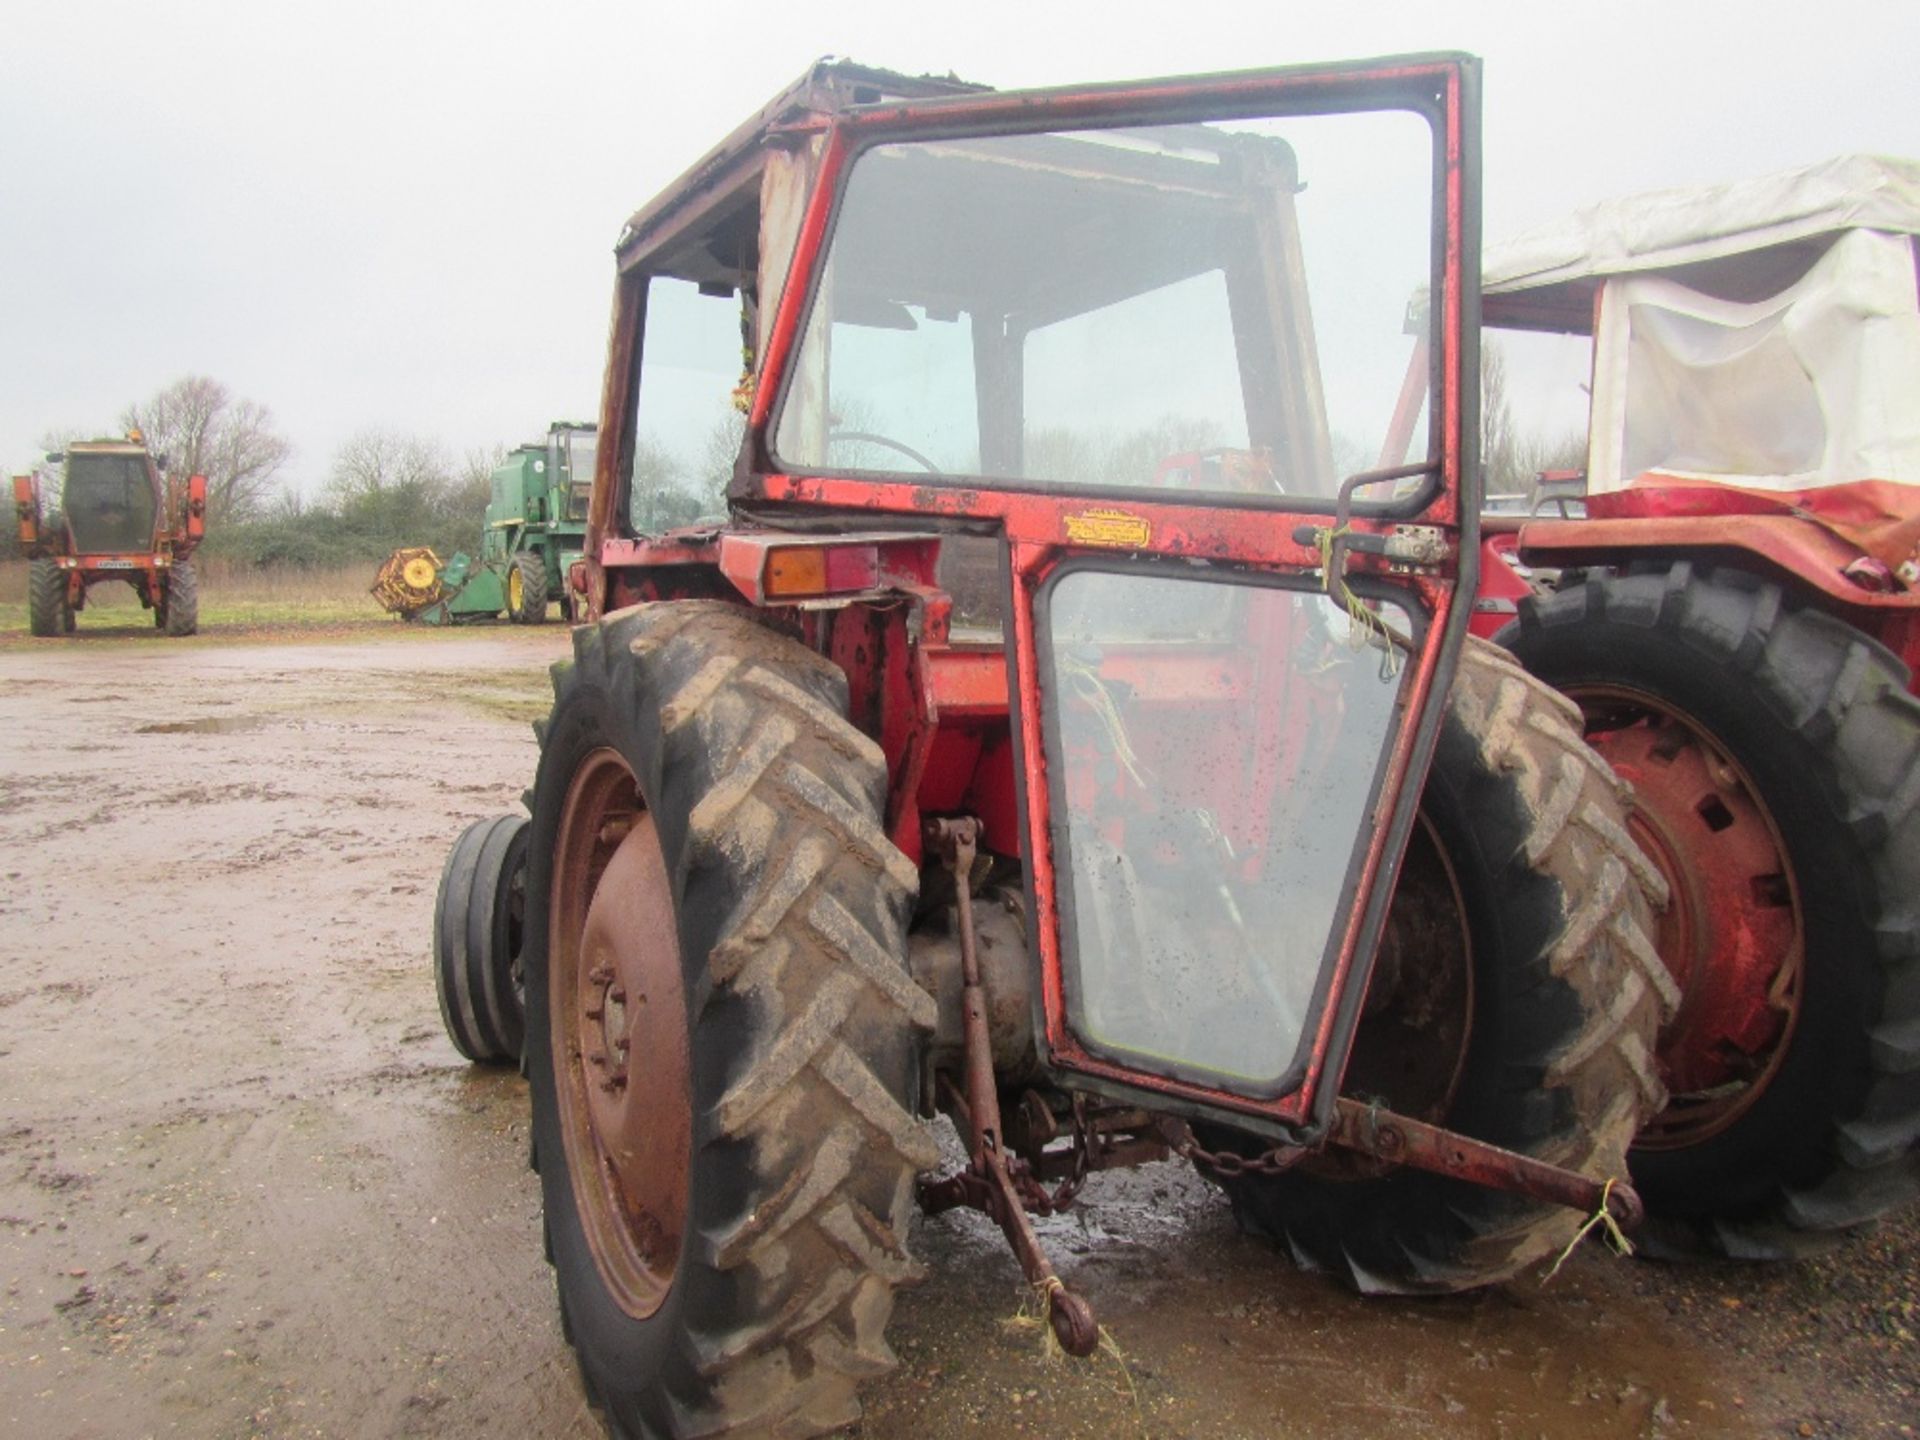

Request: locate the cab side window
(627, 278), (750, 533)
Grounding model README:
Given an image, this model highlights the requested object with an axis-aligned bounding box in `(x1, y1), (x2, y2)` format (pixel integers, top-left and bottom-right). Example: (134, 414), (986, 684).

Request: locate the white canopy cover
(1484, 157), (1920, 497)
(1485, 154), (1920, 296)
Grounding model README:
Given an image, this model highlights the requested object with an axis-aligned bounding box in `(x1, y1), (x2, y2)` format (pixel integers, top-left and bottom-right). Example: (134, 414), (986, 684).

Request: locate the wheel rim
(550, 748), (691, 1318)
(1570, 684), (1803, 1148)
(508, 566), (524, 612)
(1348, 814), (1474, 1120)
(1306, 815), (1472, 1179)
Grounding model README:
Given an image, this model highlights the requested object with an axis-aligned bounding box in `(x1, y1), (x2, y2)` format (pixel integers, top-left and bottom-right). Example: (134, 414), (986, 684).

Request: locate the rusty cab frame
(571, 55), (1636, 1345)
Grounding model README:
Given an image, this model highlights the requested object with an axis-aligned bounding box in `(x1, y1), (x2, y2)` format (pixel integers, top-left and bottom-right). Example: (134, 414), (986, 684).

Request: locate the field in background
(0, 559), (390, 635)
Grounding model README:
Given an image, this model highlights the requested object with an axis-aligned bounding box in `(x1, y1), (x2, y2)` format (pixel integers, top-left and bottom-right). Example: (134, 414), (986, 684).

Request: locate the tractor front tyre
(525, 602), (938, 1438)
(28, 559), (67, 637)
(433, 814), (531, 1065)
(164, 561), (199, 637)
(1215, 638), (1674, 1293)
(1499, 565), (1920, 1258)
(508, 552), (548, 625)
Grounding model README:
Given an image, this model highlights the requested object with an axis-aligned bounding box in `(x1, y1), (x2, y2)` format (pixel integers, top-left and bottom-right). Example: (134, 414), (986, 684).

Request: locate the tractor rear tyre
(525, 602), (938, 1438)
(28, 558), (67, 637)
(1499, 564), (1920, 1258)
(508, 552), (548, 625)
(1214, 638), (1674, 1293)
(164, 561), (199, 637)
(434, 813), (531, 1065)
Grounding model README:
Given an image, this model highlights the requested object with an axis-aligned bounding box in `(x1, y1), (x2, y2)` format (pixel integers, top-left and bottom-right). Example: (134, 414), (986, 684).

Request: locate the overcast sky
(4, 0), (1917, 491)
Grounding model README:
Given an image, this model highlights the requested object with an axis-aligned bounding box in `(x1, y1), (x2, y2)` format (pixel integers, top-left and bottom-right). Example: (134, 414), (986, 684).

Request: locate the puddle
(136, 715), (272, 735)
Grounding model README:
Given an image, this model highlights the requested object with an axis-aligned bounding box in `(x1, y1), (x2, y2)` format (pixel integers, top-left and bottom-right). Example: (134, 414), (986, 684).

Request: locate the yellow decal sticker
(1063, 508), (1151, 549)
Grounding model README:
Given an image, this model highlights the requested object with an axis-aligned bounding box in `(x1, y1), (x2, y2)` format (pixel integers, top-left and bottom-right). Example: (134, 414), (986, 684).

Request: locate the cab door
(755, 55), (1483, 1138)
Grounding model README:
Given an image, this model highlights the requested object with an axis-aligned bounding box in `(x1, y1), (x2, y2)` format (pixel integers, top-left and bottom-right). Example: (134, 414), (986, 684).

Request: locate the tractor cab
(447, 59), (1672, 1436)
(589, 57), (1482, 1125)
(55, 440), (165, 555)
(553, 423), (596, 523)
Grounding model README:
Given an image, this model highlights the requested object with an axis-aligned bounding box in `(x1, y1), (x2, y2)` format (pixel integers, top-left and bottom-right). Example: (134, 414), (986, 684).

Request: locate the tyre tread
(532, 602), (932, 1437)
(1507, 565), (1920, 1257)
(1223, 638), (1669, 1293)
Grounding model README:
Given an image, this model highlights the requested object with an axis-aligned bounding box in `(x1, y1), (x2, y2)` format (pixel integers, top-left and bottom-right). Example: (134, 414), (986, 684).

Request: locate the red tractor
(434, 55), (1674, 1437)
(1456, 160), (1920, 1259)
(13, 434), (207, 636)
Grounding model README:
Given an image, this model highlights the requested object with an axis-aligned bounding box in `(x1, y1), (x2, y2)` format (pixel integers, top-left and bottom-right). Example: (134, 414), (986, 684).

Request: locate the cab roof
(615, 60), (986, 271)
(1484, 154), (1920, 333)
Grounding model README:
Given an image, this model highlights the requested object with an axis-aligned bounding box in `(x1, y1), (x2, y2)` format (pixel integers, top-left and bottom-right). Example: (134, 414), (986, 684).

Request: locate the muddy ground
(0, 625), (1913, 1440)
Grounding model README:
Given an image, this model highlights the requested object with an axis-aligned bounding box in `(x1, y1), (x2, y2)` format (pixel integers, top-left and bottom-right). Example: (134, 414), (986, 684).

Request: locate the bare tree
(262, 484), (306, 522)
(326, 429), (451, 502)
(36, 424), (89, 457)
(443, 443), (508, 523)
(697, 409), (746, 515)
(628, 433), (688, 532)
(122, 376), (293, 523)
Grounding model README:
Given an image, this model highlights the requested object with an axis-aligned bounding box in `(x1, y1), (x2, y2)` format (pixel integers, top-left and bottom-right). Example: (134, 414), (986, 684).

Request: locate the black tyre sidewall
(165, 561), (198, 637)
(1502, 587), (1881, 1218)
(28, 559), (64, 637)
(434, 816), (514, 1064)
(523, 642), (741, 1430)
(512, 553), (547, 625)
(466, 815), (530, 1061)
(1218, 692), (1589, 1276)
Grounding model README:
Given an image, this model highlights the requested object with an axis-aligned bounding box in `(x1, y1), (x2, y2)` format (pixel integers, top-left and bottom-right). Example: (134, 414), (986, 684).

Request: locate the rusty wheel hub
(1312, 815), (1472, 1179)
(550, 748), (690, 1319)
(1575, 687), (1803, 1148)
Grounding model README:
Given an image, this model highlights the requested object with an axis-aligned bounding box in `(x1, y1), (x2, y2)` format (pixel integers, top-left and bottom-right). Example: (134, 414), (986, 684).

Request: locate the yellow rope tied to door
(1315, 524), (1404, 679)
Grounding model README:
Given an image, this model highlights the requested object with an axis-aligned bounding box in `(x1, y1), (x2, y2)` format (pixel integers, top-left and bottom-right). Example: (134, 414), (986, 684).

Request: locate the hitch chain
(1166, 1122), (1300, 1179)
(1012, 1095), (1095, 1215)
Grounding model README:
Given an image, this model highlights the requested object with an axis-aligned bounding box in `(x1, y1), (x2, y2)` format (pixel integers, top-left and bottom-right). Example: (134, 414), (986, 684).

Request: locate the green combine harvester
(372, 422), (596, 625)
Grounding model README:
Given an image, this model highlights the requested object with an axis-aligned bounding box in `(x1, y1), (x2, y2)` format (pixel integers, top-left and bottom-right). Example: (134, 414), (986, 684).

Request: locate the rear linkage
(917, 815), (1644, 1353)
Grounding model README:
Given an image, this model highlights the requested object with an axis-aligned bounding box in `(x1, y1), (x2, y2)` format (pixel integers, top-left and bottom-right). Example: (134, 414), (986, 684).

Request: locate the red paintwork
(1594, 477), (1920, 573)
(11, 475), (38, 545)
(589, 55), (1479, 1136)
(1585, 701), (1797, 1111)
(182, 473), (207, 542)
(1469, 532), (1533, 639)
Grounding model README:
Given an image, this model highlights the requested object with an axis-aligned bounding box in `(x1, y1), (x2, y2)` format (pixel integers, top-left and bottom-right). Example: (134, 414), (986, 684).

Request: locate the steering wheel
(827, 430), (943, 475)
